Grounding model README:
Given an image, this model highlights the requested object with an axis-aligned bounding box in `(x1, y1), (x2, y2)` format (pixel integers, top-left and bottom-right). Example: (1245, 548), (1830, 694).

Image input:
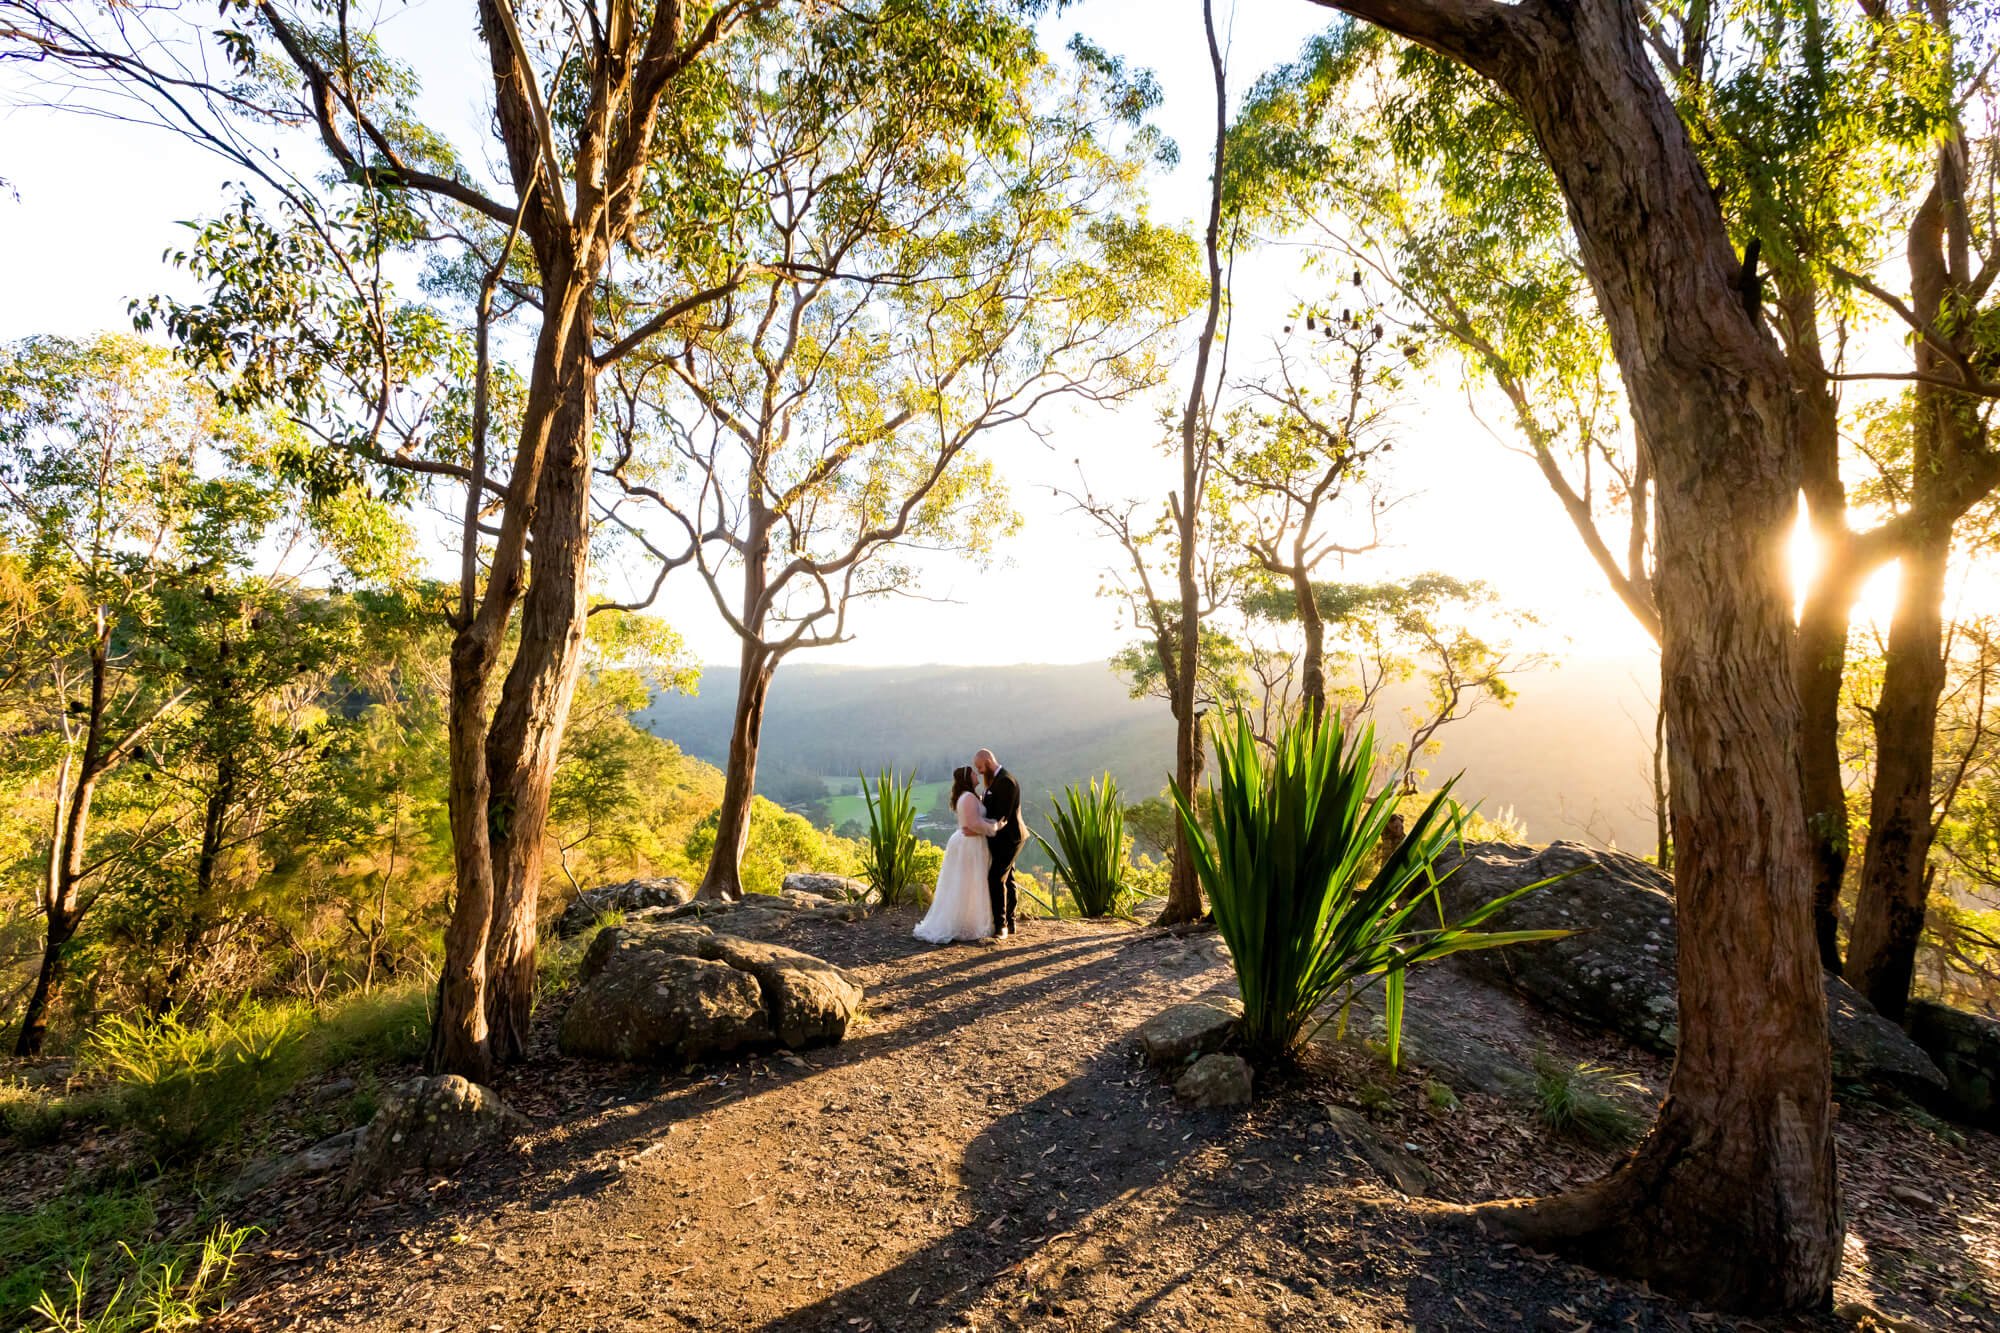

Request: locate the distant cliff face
(636, 655), (1663, 854)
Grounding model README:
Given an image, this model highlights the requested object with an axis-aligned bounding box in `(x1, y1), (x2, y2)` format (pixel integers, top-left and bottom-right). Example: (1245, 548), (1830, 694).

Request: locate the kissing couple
(912, 749), (1024, 944)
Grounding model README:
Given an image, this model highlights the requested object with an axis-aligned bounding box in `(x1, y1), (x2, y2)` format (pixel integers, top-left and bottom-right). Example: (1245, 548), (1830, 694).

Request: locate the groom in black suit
(974, 748), (1023, 939)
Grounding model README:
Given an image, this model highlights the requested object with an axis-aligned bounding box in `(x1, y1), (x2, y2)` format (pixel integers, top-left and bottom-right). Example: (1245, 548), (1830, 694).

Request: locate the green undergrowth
(0, 1188), (158, 1322)
(16, 1213), (254, 1333)
(1525, 1052), (1647, 1146)
(3, 979), (432, 1166)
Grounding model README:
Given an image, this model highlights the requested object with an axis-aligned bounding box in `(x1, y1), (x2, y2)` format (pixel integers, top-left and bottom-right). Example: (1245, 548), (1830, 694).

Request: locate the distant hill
(636, 655), (1665, 857)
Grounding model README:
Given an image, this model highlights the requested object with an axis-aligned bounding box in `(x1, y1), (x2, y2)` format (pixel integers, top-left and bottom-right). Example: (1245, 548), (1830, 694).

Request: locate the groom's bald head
(974, 748), (999, 777)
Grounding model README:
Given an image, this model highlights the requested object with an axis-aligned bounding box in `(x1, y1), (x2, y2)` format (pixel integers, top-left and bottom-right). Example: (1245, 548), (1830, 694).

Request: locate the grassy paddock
(825, 780), (950, 828)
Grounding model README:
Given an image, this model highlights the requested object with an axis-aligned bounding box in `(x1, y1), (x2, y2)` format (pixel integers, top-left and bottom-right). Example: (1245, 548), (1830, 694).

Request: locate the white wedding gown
(913, 791), (1001, 943)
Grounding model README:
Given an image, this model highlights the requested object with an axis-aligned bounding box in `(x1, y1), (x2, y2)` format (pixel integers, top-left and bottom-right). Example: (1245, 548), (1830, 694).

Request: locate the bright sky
(0, 1), (1680, 671)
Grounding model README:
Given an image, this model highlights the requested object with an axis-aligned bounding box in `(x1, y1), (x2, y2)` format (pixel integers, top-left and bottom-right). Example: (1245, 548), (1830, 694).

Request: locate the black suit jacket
(982, 768), (1024, 852)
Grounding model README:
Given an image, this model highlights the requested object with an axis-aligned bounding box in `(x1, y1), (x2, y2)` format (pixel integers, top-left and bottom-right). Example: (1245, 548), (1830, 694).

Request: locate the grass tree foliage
(1171, 710), (1565, 1062)
(859, 770), (926, 908)
(1033, 776), (1130, 918)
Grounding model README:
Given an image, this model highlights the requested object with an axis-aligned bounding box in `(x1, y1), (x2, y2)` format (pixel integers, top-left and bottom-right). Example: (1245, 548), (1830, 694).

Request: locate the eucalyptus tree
(1271, 0), (1850, 1308)
(0, 335), (282, 1055)
(111, 583), (375, 1015)
(1836, 0), (2000, 1019)
(1062, 0), (1234, 927)
(606, 17), (1197, 900)
(1230, 33), (1657, 642)
(1243, 573), (1535, 793)
(2, 0), (781, 1074)
(1243, 0), (1999, 1008)
(1218, 301), (1402, 725)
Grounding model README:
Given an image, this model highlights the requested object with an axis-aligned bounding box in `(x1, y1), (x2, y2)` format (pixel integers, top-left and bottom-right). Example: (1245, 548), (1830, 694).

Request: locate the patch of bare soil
(185, 913), (2000, 1331)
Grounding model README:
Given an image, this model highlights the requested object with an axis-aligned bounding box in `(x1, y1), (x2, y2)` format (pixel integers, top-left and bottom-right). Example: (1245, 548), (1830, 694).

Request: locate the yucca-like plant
(1033, 776), (1128, 917)
(859, 769), (925, 906)
(1170, 710), (1569, 1062)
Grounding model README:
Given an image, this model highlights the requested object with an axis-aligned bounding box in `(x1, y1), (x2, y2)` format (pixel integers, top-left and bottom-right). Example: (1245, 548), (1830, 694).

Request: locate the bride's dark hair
(949, 765), (978, 806)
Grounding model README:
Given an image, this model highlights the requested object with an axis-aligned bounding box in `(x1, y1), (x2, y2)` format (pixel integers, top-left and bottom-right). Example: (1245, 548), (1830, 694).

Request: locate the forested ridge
(637, 655), (1667, 851)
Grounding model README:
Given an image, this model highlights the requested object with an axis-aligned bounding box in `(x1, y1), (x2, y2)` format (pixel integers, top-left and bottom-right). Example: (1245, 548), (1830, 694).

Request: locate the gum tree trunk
(1312, 0), (1840, 1309)
(1158, 0), (1229, 928)
(1846, 133), (1985, 1020)
(1781, 272), (1862, 972)
(1848, 525), (1949, 1019)
(1295, 569), (1327, 725)
(698, 649), (776, 901)
(430, 276), (582, 1079)
(482, 308), (597, 1060)
(698, 502), (776, 902)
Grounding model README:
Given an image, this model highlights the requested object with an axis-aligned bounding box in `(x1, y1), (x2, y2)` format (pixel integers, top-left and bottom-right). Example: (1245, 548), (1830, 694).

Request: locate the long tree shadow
(277, 929), (1156, 1233)
(745, 1041), (1222, 1332)
(237, 921), (1267, 1330)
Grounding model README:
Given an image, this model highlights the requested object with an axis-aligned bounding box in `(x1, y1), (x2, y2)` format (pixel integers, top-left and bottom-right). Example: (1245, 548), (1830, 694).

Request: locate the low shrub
(0, 1082), (72, 1147)
(1171, 710), (1570, 1062)
(84, 1007), (308, 1162)
(1015, 871), (1067, 920)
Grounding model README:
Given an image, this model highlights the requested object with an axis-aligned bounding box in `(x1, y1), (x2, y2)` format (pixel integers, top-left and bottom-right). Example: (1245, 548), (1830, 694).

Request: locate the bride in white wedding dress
(913, 765), (1008, 944)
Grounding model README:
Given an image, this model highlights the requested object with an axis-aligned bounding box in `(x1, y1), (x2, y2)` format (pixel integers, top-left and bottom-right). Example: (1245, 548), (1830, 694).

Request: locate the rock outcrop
(1907, 999), (2000, 1128)
(560, 920), (863, 1064)
(1175, 1053), (1253, 1107)
(782, 872), (866, 902)
(1435, 841), (1946, 1096)
(1138, 997), (1242, 1067)
(556, 876), (693, 937)
(341, 1075), (528, 1198)
(623, 889), (867, 940)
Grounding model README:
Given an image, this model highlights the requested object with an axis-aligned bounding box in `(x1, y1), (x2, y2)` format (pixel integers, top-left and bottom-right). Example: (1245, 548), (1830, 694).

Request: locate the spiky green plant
(1170, 710), (1570, 1062)
(859, 769), (925, 906)
(1033, 776), (1128, 917)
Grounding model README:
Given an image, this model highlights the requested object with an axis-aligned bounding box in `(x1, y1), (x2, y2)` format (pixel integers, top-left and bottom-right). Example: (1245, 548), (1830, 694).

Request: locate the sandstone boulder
(1175, 1052), (1253, 1107)
(1138, 997), (1242, 1066)
(557, 876), (693, 937)
(1907, 999), (2000, 1127)
(1435, 841), (1946, 1096)
(560, 947), (773, 1063)
(783, 872), (866, 902)
(341, 1076), (527, 1199)
(703, 934), (865, 1049)
(560, 921), (862, 1065)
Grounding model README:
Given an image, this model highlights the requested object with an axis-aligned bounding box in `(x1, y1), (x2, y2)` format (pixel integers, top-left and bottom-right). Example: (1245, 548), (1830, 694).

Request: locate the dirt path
(229, 912), (1998, 1333)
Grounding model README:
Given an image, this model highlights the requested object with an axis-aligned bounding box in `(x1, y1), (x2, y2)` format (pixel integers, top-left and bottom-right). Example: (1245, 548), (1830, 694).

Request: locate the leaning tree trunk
(1359, 0), (1841, 1310)
(1845, 136), (1981, 1022)
(14, 757), (97, 1057)
(1847, 517), (1950, 1021)
(483, 317), (597, 1061)
(697, 648), (776, 901)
